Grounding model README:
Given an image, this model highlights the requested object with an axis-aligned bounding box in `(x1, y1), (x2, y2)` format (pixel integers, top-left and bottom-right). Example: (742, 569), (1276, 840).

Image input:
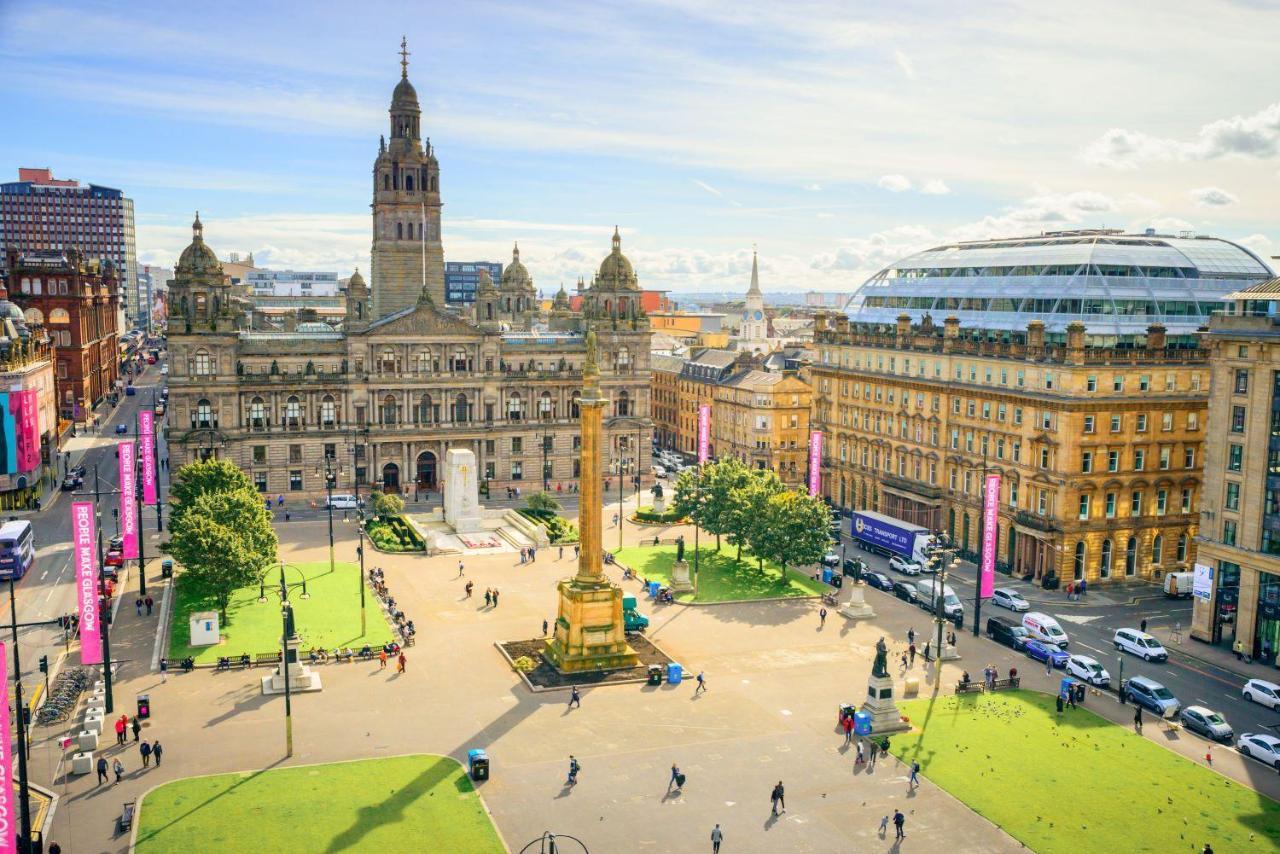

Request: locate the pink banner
(980, 473), (1001, 598)
(0, 640), (12, 854)
(72, 501), (102, 666)
(808, 430), (822, 497)
(139, 410), (158, 505)
(697, 404), (710, 464)
(119, 441), (138, 559)
(10, 389), (39, 474)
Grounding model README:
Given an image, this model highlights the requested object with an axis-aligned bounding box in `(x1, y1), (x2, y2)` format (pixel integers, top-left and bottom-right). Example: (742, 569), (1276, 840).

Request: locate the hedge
(516, 509), (580, 544)
(634, 505), (685, 524)
(364, 515), (426, 552)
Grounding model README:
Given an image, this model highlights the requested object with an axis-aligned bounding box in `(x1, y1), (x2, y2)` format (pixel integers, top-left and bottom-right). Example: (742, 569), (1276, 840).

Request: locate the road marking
(38, 571), (47, 581)
(1078, 643), (1106, 656)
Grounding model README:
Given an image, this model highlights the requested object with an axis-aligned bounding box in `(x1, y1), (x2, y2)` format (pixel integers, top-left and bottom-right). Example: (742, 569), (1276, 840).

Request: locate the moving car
(651, 465), (666, 478)
(1065, 655), (1110, 687)
(819, 552), (841, 568)
(1242, 679), (1280, 710)
(115, 424), (129, 435)
(891, 580), (916, 602)
(325, 494), (360, 510)
(60, 475), (81, 491)
(1238, 733), (1280, 771)
(160, 364), (169, 375)
(1024, 639), (1069, 668)
(888, 555), (922, 575)
(1114, 628), (1168, 662)
(863, 571), (893, 592)
(991, 587), (1030, 612)
(1178, 706), (1233, 742)
(104, 549), (124, 568)
(986, 616), (1030, 651)
(1022, 612), (1069, 648)
(1124, 676), (1181, 716)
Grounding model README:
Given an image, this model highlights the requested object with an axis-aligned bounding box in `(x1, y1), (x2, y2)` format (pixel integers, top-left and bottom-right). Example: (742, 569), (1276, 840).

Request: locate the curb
(493, 635), (680, 693)
(1166, 641), (1280, 683)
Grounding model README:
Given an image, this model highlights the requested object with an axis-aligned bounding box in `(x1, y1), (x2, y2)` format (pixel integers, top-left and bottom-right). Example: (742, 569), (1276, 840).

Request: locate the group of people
(369, 567), (415, 643)
(1064, 578), (1088, 601)
(518, 546), (538, 564)
(98, 714), (164, 786)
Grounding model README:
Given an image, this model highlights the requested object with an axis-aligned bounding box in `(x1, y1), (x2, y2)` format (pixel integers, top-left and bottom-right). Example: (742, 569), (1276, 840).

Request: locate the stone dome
(501, 243), (532, 289)
(552, 284), (571, 310)
(348, 268), (366, 290)
(176, 213), (222, 275)
(392, 76), (420, 111)
(477, 267), (499, 294)
(595, 227), (638, 290)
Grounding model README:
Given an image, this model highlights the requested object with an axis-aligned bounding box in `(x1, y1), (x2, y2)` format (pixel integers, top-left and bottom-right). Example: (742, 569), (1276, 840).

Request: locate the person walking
(909, 760), (920, 788)
(907, 627), (915, 646)
(397, 652), (407, 674)
(574, 545), (580, 560)
(924, 640), (931, 662)
(695, 671), (707, 694)
(668, 763), (682, 793)
(1045, 655), (1053, 676)
(152, 740), (163, 767)
(542, 619), (549, 636)
(770, 782), (781, 816)
(1140, 618), (1148, 633)
(566, 755), (580, 786)
(893, 809), (906, 839)
(140, 740), (152, 767)
(484, 589), (492, 607)
(569, 686), (581, 709)
(96, 756), (108, 785)
(458, 560), (465, 577)
(710, 823), (723, 853)
(612, 513), (619, 528)
(1134, 704), (1143, 733)
(112, 758), (125, 784)
(493, 589), (500, 607)
(145, 596), (154, 616)
(131, 715), (141, 741)
(879, 814), (889, 835)
(856, 738), (865, 764)
(819, 607), (827, 628)
(559, 545), (565, 561)
(843, 715), (853, 745)
(908, 643), (916, 668)
(379, 649), (388, 670)
(869, 737), (879, 767)
(465, 580), (474, 598)
(135, 597), (143, 617)
(159, 657), (168, 684)
(771, 780), (785, 815)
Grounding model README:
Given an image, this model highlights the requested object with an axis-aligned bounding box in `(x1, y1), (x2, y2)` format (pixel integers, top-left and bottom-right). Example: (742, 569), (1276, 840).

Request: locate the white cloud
(1235, 233), (1273, 255)
(920, 179), (951, 195)
(1083, 102), (1280, 169)
(1147, 216), (1196, 233)
(877, 174), (913, 192)
(1190, 186), (1238, 207)
(893, 50), (916, 79)
(803, 183), (823, 191)
(692, 179), (724, 198)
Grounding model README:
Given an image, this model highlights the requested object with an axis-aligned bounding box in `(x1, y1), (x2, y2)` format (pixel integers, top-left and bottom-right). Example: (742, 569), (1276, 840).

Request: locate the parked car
(60, 475), (81, 491)
(891, 580), (916, 603)
(325, 494), (360, 510)
(114, 424), (129, 435)
(819, 552), (840, 568)
(1114, 628), (1168, 662)
(160, 364), (169, 375)
(1024, 639), (1069, 668)
(991, 587), (1030, 612)
(1124, 676), (1181, 716)
(1238, 733), (1280, 771)
(1179, 706), (1233, 742)
(104, 549), (124, 568)
(651, 465), (666, 478)
(863, 571), (893, 592)
(1065, 654), (1110, 687)
(108, 535), (124, 551)
(125, 385), (136, 396)
(842, 558), (863, 576)
(986, 616), (1030, 651)
(155, 403), (167, 416)
(1022, 612), (1069, 648)
(1242, 679), (1280, 710)
(888, 555), (922, 575)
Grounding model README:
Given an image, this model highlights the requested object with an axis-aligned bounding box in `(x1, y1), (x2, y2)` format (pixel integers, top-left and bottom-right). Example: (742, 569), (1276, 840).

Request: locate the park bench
(990, 677), (1020, 691)
(254, 653), (280, 667)
(120, 800), (136, 831)
(955, 680), (983, 695)
(334, 650), (354, 663)
(402, 635), (416, 648)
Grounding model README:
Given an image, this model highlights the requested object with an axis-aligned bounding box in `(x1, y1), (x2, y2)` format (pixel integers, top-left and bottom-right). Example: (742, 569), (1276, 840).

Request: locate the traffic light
(38, 656), (47, 674)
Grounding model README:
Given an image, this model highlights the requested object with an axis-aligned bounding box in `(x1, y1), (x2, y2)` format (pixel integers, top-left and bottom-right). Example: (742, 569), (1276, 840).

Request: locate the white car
(1114, 628), (1168, 662)
(159, 364), (169, 375)
(1242, 678), (1280, 710)
(889, 555), (922, 575)
(652, 466), (667, 478)
(325, 494), (360, 510)
(1238, 733), (1280, 771)
(991, 588), (1030, 612)
(1065, 654), (1110, 687)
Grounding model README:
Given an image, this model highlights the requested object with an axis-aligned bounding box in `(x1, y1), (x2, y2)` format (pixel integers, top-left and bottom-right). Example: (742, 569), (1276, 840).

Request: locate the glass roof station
(844, 229), (1275, 345)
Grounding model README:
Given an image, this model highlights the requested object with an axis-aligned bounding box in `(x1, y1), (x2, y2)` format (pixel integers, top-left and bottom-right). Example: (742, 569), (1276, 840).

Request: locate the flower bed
(516, 508), (580, 544)
(633, 504), (685, 524)
(364, 515), (426, 552)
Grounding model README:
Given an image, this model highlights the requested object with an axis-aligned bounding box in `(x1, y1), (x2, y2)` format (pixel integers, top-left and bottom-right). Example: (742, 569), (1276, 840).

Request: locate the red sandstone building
(4, 248), (121, 423)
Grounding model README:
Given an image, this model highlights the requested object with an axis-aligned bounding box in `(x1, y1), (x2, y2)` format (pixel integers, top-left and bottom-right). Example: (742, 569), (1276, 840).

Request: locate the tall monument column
(544, 329), (639, 672)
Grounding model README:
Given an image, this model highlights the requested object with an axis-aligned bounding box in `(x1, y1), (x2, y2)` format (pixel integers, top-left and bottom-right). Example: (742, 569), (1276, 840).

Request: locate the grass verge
(612, 543), (825, 603)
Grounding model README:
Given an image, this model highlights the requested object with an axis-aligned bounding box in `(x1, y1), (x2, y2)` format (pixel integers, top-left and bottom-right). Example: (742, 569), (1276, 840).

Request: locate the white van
(1164, 572), (1193, 599)
(1022, 612), (1069, 648)
(915, 579), (964, 620)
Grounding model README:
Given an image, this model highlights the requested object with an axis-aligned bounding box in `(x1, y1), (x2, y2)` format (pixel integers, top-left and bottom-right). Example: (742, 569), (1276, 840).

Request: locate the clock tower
(740, 248), (768, 350)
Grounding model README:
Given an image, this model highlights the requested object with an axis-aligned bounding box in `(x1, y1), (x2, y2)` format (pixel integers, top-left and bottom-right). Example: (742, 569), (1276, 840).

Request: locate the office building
(445, 261), (504, 304)
(246, 269), (341, 297)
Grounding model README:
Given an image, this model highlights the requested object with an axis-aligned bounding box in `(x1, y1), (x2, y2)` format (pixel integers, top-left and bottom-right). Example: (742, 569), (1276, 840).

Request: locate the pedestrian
(908, 643), (916, 667)
(48, 844), (59, 854)
(612, 513), (619, 527)
(152, 740), (163, 766)
(1134, 705), (1143, 733)
(947, 629), (956, 648)
(493, 589), (500, 607)
(397, 652), (407, 673)
(559, 545), (565, 560)
(909, 760), (920, 788)
(1045, 655), (1052, 676)
(770, 782), (781, 816)
(145, 596), (154, 616)
(485, 589), (492, 607)
(132, 716), (141, 741)
(519, 548), (526, 564)
(869, 738), (879, 766)
(1140, 618), (1148, 633)
(140, 740), (152, 767)
(669, 763), (682, 792)
(96, 756), (108, 785)
(465, 581), (474, 597)
(924, 641), (931, 661)
(531, 547), (537, 562)
(856, 738), (865, 764)
(695, 671), (706, 694)
(1204, 843), (1214, 854)
(569, 686), (581, 709)
(135, 597), (143, 617)
(159, 657), (168, 683)
(1056, 693), (1064, 714)
(899, 653), (908, 672)
(879, 814), (889, 835)
(819, 607), (827, 628)
(1234, 639), (1244, 660)
(542, 619), (549, 636)
(772, 780), (786, 814)
(710, 823), (723, 853)
(379, 649), (387, 669)
(113, 758), (124, 784)
(285, 510), (290, 522)
(458, 560), (465, 577)
(843, 715), (853, 745)
(566, 755), (580, 786)
(893, 809), (905, 839)
(907, 627), (915, 646)
(114, 715), (126, 745)
(574, 545), (580, 560)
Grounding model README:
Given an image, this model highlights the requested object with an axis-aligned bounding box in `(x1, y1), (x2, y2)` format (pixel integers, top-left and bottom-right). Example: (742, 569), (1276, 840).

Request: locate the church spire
(747, 245), (761, 296)
(399, 35), (410, 78)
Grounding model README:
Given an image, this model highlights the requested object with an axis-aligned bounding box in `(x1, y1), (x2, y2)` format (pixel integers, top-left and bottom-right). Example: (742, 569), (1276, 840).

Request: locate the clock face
(753, 310), (763, 321)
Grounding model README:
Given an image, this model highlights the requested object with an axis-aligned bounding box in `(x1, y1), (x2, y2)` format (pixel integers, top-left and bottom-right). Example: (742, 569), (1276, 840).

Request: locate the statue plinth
(860, 673), (910, 734)
(261, 636), (322, 695)
(669, 559), (693, 593)
(544, 578), (639, 673)
(652, 492), (667, 514)
(838, 582), (875, 621)
(444, 449), (484, 533)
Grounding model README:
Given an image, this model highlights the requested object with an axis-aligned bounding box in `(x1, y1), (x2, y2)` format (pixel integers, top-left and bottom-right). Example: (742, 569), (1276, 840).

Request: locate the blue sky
(2, 0), (1278, 293)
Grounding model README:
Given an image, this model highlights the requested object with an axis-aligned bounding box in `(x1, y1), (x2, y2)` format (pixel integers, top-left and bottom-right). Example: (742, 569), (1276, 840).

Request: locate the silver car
(991, 587), (1030, 612)
(1178, 706), (1233, 742)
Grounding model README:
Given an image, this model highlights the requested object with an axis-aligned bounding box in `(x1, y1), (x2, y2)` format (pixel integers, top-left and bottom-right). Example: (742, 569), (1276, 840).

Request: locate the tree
(752, 490), (832, 578)
(673, 457), (753, 551)
(726, 469), (784, 564)
(168, 458), (258, 529)
(168, 488), (278, 622)
(372, 491), (405, 520)
(526, 491), (562, 514)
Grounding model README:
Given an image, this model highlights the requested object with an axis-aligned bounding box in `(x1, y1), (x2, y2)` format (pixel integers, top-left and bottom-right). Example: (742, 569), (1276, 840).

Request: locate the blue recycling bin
(854, 711), (872, 736)
(468, 748), (489, 781)
(822, 568), (833, 585)
(667, 662), (683, 685)
(648, 581), (660, 598)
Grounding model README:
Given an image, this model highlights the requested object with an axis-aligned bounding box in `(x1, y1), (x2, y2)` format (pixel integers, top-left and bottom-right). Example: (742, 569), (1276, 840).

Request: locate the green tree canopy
(526, 491), (562, 514)
(169, 458), (259, 529)
(753, 489), (832, 575)
(168, 487), (277, 622)
(673, 457), (754, 550)
(727, 469), (784, 564)
(372, 492), (405, 519)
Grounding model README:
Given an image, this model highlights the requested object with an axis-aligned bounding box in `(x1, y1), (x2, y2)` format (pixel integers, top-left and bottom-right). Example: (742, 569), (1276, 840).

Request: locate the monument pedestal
(444, 448), (484, 534)
(940, 643), (960, 661)
(838, 582), (875, 621)
(860, 673), (910, 735)
(544, 578), (639, 673)
(652, 492), (667, 514)
(669, 559), (694, 594)
(261, 638), (323, 695)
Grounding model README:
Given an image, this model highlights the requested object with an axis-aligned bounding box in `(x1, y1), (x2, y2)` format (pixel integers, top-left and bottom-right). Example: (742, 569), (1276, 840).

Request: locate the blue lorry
(849, 510), (933, 564)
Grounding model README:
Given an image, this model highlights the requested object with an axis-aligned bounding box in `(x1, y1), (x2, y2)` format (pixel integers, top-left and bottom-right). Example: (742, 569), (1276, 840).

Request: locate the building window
(539, 392), (554, 419)
(485, 440), (496, 455)
(1112, 376), (1124, 392)
(195, 399), (213, 429)
(508, 393), (524, 421)
(1181, 488), (1192, 513)
(1013, 407), (1022, 426)
(1134, 449), (1145, 471)
(1136, 414), (1147, 432)
(321, 396), (336, 427)
(1234, 369), (1249, 395)
(250, 398), (265, 428)
(1161, 412), (1173, 431)
(1125, 537), (1137, 575)
(1187, 412), (1199, 431)
(289, 445), (302, 464)
(1039, 447), (1050, 469)
(1110, 415), (1122, 433)
(1086, 376), (1097, 392)
(1105, 492), (1116, 518)
(1139, 376), (1150, 392)
(1083, 415), (1094, 433)
(289, 470), (303, 491)
(1177, 533), (1188, 562)
(1223, 520), (1237, 546)
(1100, 539), (1112, 578)
(1225, 481), (1240, 511)
(1159, 447), (1171, 470)
(1107, 450), (1119, 472)
(1228, 444), (1243, 471)
(254, 471), (268, 493)
(484, 461), (496, 480)
(286, 396), (302, 427)
(512, 437), (523, 454)
(1081, 451), (1093, 474)
(1183, 447), (1195, 469)
(1131, 491), (1143, 515)
(1156, 489), (1167, 515)
(512, 462), (523, 480)
(1078, 495), (1090, 520)
(1231, 406), (1246, 432)
(1152, 535), (1163, 565)
(253, 445), (266, 464)
(382, 395), (397, 425)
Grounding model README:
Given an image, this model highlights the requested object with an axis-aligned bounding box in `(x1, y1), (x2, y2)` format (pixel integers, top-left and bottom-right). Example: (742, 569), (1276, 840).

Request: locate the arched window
(1100, 539), (1113, 578)
(195, 399), (213, 429)
(505, 297), (512, 312)
(321, 396), (336, 427)
(430, 176), (437, 192)
(193, 349), (213, 376)
(49, 307), (69, 324)
(539, 392), (553, 419)
(23, 308), (43, 325)
(396, 222), (403, 240)
(1125, 536), (1137, 576)
(615, 390), (630, 417)
(1073, 541), (1086, 580)
(485, 303), (493, 320)
(286, 396), (301, 426)
(406, 174), (414, 192)
(418, 394), (434, 424)
(1152, 534), (1163, 565)
(1177, 532), (1188, 562)
(453, 393), (469, 423)
(250, 397), (265, 428)
(570, 391), (581, 419)
(507, 393), (523, 421)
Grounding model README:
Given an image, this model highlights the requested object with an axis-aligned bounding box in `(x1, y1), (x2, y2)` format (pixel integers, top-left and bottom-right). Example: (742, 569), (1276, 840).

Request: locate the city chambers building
(810, 229), (1274, 586)
(164, 50), (652, 498)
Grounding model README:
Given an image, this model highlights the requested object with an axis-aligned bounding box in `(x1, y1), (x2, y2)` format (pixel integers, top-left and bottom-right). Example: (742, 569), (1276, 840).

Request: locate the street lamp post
(262, 560), (310, 758)
(317, 457), (339, 574)
(8, 578), (32, 854)
(926, 537), (959, 671)
(972, 449), (990, 638)
(356, 510), (367, 636)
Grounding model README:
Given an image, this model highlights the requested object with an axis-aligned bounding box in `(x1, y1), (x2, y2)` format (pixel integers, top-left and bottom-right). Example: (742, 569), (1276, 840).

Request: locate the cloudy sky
(2, 0), (1278, 294)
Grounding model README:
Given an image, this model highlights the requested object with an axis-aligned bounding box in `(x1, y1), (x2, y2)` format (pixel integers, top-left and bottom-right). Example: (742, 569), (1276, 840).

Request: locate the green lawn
(612, 543), (826, 603)
(169, 560), (394, 664)
(890, 691), (1280, 854)
(135, 755), (503, 853)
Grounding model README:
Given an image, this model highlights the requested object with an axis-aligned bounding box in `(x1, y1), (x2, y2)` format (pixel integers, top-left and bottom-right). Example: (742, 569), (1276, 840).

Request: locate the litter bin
(821, 568), (833, 585)
(1074, 682), (1086, 704)
(468, 748), (489, 781)
(648, 581), (660, 598)
(667, 662), (683, 685)
(136, 694), (150, 721)
(647, 665), (663, 686)
(831, 573), (843, 589)
(854, 711), (872, 736)
(161, 559), (173, 579)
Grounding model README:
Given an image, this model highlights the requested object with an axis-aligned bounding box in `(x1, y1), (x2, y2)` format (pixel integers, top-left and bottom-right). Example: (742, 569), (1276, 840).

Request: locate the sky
(1, 0), (1279, 295)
